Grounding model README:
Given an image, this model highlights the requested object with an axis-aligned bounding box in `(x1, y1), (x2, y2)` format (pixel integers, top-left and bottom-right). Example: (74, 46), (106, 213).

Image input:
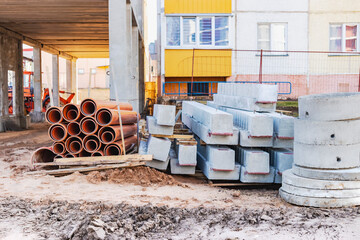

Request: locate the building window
(330, 24), (359, 52)
(199, 17), (212, 45)
(166, 17), (180, 46)
(257, 23), (287, 51)
(78, 68), (85, 74)
(183, 17), (196, 45)
(215, 17), (229, 46)
(166, 16), (230, 48)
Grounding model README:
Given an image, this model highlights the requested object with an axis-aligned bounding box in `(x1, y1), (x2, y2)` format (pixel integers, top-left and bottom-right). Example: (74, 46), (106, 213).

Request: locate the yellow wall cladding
(165, 0), (232, 14)
(165, 49), (232, 77)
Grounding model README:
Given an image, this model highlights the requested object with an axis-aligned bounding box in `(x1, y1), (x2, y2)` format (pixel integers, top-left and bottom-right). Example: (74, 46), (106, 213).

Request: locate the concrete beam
(52, 54), (60, 106)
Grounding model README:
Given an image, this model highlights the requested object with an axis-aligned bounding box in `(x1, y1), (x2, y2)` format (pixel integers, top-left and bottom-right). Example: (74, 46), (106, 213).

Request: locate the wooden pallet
(207, 179), (281, 188)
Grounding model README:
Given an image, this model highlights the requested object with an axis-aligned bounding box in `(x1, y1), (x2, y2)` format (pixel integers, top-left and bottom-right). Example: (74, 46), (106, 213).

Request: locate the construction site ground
(0, 123), (359, 239)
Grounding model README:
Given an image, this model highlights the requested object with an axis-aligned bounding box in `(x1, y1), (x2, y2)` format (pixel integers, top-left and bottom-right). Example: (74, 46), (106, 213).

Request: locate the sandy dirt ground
(0, 123), (360, 239)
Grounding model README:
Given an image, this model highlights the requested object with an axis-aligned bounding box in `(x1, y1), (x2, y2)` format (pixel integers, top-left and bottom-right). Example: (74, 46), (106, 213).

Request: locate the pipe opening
(85, 140), (98, 151)
(92, 152), (103, 156)
(102, 131), (115, 143)
(97, 109), (112, 125)
(82, 119), (97, 134)
(47, 109), (61, 123)
(82, 101), (96, 116)
(106, 145), (121, 156)
(54, 155), (64, 159)
(65, 153), (75, 158)
(53, 143), (65, 154)
(51, 126), (65, 141)
(68, 122), (81, 135)
(69, 141), (81, 153)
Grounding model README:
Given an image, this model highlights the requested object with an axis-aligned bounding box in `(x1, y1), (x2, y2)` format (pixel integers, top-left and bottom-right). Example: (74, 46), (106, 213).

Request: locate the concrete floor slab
(182, 113), (239, 145)
(240, 166), (275, 183)
(237, 147), (270, 174)
(213, 94), (276, 112)
(239, 129), (273, 147)
(147, 136), (171, 162)
(177, 144), (197, 166)
(147, 116), (174, 135)
(153, 104), (176, 126)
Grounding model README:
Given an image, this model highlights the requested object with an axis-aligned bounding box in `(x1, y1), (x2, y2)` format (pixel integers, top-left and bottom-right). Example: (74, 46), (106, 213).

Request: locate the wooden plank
(151, 134), (194, 139)
(55, 154), (153, 163)
(28, 161), (146, 176)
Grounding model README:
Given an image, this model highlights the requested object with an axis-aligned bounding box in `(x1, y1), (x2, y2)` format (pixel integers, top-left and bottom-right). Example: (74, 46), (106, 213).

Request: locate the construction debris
(280, 92), (360, 207)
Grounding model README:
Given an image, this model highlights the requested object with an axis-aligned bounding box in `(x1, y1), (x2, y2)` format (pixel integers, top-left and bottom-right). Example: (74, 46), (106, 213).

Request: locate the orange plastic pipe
(62, 104), (82, 122)
(48, 124), (68, 142)
(65, 136), (83, 154)
(67, 121), (82, 136)
(91, 151), (104, 156)
(45, 106), (65, 124)
(104, 135), (137, 156)
(52, 141), (66, 155)
(95, 108), (138, 126)
(80, 98), (133, 117)
(80, 117), (99, 135)
(83, 134), (101, 153)
(98, 124), (137, 144)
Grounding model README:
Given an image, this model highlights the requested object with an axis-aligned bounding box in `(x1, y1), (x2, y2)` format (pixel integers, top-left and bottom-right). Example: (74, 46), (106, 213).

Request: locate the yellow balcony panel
(165, 49), (232, 77)
(165, 0), (232, 14)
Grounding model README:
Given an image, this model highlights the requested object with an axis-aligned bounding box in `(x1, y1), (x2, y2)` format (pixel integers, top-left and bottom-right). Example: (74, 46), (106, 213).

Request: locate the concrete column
(52, 54), (60, 106)
(32, 46), (43, 122)
(109, 0), (128, 105)
(66, 59), (72, 93)
(138, 36), (145, 112)
(71, 59), (77, 103)
(131, 26), (139, 112)
(0, 34), (8, 118)
(13, 39), (24, 116)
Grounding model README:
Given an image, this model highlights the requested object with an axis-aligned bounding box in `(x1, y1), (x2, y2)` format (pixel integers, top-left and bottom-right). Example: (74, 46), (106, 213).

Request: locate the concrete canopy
(0, 0), (109, 58)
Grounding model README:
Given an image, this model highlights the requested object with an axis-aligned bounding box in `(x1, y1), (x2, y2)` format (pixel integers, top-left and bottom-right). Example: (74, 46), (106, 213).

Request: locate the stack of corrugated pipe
(45, 99), (138, 159)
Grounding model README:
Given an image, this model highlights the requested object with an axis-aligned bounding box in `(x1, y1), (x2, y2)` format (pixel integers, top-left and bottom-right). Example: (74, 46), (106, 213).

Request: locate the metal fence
(164, 49), (360, 99)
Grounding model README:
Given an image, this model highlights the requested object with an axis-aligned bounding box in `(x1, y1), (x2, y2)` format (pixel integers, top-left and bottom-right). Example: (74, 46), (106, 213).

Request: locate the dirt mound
(86, 166), (187, 187)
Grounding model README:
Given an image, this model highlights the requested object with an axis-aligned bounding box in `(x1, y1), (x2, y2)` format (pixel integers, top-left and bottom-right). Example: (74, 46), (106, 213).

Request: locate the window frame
(329, 23), (360, 53)
(257, 22), (288, 55)
(165, 15), (231, 49)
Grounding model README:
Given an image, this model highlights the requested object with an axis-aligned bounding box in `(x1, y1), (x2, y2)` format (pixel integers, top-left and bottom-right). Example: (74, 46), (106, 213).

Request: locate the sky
(147, 0), (158, 43)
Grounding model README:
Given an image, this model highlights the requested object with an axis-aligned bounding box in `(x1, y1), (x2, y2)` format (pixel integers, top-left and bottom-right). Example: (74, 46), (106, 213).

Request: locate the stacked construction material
(207, 83), (294, 183)
(141, 104), (197, 174)
(280, 93), (360, 207)
(182, 101), (240, 180)
(45, 98), (138, 159)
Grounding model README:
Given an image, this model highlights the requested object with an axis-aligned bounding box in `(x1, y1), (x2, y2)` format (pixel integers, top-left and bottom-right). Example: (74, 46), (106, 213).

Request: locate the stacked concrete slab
(214, 83), (278, 112)
(197, 137), (240, 180)
(182, 101), (238, 145)
(267, 149), (294, 183)
(280, 93), (360, 207)
(144, 104), (176, 170)
(182, 101), (240, 180)
(206, 83), (294, 184)
(235, 147), (275, 183)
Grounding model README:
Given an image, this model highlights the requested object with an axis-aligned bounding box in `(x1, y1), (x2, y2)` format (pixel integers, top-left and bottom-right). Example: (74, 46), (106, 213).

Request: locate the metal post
(259, 49), (263, 84)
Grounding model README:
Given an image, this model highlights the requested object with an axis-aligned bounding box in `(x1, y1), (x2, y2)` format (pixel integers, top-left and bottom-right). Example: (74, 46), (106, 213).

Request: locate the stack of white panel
(267, 148), (294, 183)
(182, 101), (238, 145)
(207, 102), (273, 147)
(236, 147), (275, 183)
(144, 104), (176, 170)
(197, 139), (240, 180)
